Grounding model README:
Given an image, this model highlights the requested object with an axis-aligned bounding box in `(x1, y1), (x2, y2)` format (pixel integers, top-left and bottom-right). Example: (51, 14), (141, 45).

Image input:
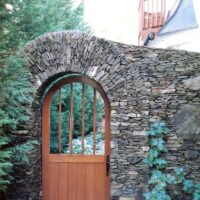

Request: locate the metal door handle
(106, 155), (110, 176)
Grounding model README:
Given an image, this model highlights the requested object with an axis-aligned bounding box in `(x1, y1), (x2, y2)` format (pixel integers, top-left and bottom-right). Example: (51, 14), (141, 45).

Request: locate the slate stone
(174, 104), (200, 138)
(184, 150), (199, 160)
(183, 76), (200, 91)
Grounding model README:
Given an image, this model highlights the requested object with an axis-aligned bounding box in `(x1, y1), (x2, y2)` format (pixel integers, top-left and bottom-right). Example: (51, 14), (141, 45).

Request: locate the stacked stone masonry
(6, 31), (200, 200)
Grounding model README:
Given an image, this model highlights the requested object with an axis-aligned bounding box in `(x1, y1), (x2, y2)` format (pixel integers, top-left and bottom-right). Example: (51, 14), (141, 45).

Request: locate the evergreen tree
(0, 0), (89, 193)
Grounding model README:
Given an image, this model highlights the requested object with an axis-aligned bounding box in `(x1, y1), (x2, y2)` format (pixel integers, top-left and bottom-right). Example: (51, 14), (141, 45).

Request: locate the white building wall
(149, 0), (200, 52)
(84, 0), (140, 45)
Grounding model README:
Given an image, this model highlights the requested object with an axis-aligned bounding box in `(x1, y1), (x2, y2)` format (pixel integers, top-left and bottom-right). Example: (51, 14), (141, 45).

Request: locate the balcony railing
(138, 0), (166, 45)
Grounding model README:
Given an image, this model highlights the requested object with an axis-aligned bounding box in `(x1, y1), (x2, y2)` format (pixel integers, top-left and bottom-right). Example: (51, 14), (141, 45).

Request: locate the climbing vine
(144, 121), (200, 200)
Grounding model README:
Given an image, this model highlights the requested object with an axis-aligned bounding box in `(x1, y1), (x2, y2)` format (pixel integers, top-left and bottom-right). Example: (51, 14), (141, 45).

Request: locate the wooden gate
(42, 76), (110, 200)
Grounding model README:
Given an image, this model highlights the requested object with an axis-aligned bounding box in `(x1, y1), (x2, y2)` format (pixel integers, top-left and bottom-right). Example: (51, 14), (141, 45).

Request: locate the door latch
(106, 155), (110, 176)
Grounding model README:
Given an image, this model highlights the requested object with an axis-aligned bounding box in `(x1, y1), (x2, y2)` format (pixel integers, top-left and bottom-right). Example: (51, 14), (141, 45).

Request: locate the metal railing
(138, 0), (166, 45)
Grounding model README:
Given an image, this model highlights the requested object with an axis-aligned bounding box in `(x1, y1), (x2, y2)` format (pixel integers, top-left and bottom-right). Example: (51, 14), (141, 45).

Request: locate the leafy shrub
(63, 132), (104, 154)
(0, 0), (89, 192)
(144, 121), (200, 200)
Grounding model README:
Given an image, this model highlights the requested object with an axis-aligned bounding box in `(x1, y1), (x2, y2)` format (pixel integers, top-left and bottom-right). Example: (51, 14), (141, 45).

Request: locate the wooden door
(42, 76), (110, 200)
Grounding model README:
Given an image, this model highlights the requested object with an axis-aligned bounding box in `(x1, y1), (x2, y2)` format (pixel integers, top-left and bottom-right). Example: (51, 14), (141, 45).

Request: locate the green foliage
(144, 121), (168, 170)
(12, 140), (38, 163)
(144, 187), (171, 200)
(64, 132), (104, 154)
(0, 45), (34, 192)
(174, 169), (200, 199)
(144, 121), (172, 200)
(144, 121), (200, 200)
(0, 136), (12, 191)
(174, 167), (185, 183)
(194, 184), (200, 200)
(183, 180), (194, 193)
(0, 0), (88, 191)
(149, 170), (176, 186)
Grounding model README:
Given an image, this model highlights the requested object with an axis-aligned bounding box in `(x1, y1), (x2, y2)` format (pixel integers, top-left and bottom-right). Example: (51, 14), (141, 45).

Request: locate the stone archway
(7, 31), (149, 200)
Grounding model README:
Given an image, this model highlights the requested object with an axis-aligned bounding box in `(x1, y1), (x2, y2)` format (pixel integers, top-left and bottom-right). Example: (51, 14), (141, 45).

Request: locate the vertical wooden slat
(156, 0), (158, 26)
(82, 83), (85, 154)
(104, 83), (111, 200)
(147, 0), (149, 28)
(93, 89), (96, 155)
(86, 164), (95, 200)
(58, 163), (68, 199)
(143, 0), (147, 29)
(141, 0), (144, 30)
(76, 163), (86, 200)
(49, 163), (58, 200)
(42, 90), (53, 200)
(160, 0), (163, 26)
(58, 89), (62, 153)
(69, 83), (74, 154)
(95, 163), (105, 200)
(152, 0), (154, 28)
(149, 0), (151, 27)
(163, 0), (166, 25)
(68, 163), (77, 200)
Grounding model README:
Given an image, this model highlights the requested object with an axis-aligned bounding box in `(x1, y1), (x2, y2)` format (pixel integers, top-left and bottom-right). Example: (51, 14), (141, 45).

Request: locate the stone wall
(6, 31), (200, 200)
(116, 43), (200, 199)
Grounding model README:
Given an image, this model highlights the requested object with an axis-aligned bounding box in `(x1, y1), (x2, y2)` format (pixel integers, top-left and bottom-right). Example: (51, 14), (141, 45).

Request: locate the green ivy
(144, 121), (200, 200)
(144, 121), (169, 170)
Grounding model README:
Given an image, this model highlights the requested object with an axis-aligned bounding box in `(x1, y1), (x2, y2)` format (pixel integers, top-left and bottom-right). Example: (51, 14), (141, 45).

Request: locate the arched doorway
(42, 75), (111, 200)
